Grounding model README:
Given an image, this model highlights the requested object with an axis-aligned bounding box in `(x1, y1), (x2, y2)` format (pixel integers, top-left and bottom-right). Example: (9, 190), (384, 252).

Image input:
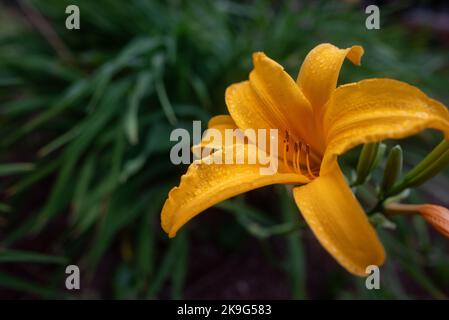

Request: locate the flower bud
(354, 142), (381, 185)
(387, 140), (449, 196)
(385, 203), (449, 238)
(419, 204), (449, 238)
(381, 145), (403, 195)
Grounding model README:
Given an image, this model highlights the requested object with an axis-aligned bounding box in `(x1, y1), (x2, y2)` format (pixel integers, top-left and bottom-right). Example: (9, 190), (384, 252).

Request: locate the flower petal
(208, 115), (237, 128)
(293, 161), (385, 276)
(226, 52), (319, 153)
(162, 144), (309, 237)
(322, 78), (449, 173)
(192, 115), (238, 157)
(297, 43), (363, 111)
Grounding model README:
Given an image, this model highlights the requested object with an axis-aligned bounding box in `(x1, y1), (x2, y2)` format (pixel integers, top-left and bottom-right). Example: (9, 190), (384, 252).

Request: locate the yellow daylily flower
(161, 43), (449, 276)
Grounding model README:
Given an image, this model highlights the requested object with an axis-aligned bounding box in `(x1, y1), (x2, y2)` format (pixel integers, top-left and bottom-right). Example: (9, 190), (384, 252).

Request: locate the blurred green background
(0, 0), (449, 299)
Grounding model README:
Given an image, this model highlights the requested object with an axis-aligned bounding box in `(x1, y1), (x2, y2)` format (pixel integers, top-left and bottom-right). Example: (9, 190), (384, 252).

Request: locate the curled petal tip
(252, 51), (266, 63)
(348, 45), (364, 65)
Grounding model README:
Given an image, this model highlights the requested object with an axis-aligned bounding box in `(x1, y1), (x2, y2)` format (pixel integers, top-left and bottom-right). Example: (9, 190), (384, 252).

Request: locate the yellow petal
(162, 144), (309, 237)
(297, 43), (363, 111)
(192, 115), (238, 157)
(208, 115), (237, 128)
(321, 78), (449, 173)
(293, 161), (385, 276)
(225, 52), (320, 153)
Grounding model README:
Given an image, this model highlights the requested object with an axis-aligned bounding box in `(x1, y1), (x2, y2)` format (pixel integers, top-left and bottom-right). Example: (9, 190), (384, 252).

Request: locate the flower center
(283, 130), (319, 178)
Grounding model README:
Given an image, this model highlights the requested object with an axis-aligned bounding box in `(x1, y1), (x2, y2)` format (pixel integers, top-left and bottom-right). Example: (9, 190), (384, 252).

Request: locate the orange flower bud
(385, 203), (449, 238)
(419, 204), (449, 238)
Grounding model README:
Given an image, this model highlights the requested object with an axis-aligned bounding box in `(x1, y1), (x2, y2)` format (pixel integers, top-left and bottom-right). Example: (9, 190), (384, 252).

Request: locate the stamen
(296, 142), (303, 175)
(283, 139), (288, 169)
(293, 142), (299, 173)
(305, 144), (316, 178)
(282, 130), (319, 178)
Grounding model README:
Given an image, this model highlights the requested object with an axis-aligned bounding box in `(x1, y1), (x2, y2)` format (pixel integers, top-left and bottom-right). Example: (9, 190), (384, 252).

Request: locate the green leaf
(125, 71), (153, 145)
(155, 79), (177, 125)
(0, 163), (35, 177)
(217, 199), (302, 239)
(113, 263), (139, 299)
(279, 186), (307, 299)
(8, 159), (61, 196)
(135, 209), (156, 288)
(2, 79), (92, 146)
(86, 186), (162, 270)
(0, 272), (58, 298)
(38, 124), (84, 157)
(32, 80), (131, 232)
(0, 249), (66, 264)
(147, 231), (185, 298)
(171, 231), (188, 299)
(71, 154), (97, 226)
(190, 74), (212, 109)
(0, 202), (11, 213)
(0, 97), (53, 116)
(87, 37), (160, 111)
(120, 124), (174, 182)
